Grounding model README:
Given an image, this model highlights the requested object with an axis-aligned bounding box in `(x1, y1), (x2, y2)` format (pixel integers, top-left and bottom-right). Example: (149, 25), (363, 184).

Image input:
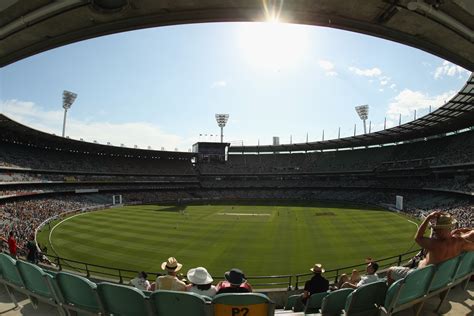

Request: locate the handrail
(36, 248), (421, 290)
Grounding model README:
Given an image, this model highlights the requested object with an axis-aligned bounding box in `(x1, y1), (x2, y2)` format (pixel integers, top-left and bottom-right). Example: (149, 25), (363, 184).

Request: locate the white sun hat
(187, 267), (213, 285)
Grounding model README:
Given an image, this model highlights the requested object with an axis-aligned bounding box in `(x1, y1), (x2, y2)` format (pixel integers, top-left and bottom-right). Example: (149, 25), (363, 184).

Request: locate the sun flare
(238, 22), (309, 70)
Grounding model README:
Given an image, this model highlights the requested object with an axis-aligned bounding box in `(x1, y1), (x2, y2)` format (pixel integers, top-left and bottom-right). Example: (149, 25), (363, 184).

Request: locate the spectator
(388, 212), (474, 284)
(186, 267), (217, 297)
(130, 271), (151, 291)
(152, 257), (186, 291)
(293, 263), (329, 312)
(340, 262), (379, 289)
(216, 268), (253, 294)
(303, 264), (329, 302)
(26, 234), (38, 264)
(7, 231), (18, 258)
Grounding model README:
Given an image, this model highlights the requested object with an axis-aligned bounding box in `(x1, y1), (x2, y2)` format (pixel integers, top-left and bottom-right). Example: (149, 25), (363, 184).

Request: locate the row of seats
(285, 252), (473, 316)
(0, 253), (275, 315)
(0, 252), (472, 315)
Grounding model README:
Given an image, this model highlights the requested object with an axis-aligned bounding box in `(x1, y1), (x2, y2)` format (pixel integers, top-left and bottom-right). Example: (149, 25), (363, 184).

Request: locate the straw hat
(430, 214), (457, 230)
(310, 263), (325, 273)
(161, 257), (183, 272)
(187, 267), (213, 285)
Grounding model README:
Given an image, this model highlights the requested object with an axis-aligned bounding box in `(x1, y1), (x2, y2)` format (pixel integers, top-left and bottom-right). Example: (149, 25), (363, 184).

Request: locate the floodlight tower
(62, 90), (77, 137)
(355, 105), (369, 134)
(215, 114), (229, 143)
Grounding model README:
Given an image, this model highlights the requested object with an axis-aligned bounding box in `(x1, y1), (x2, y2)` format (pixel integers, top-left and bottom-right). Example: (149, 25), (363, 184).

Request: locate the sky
(0, 22), (470, 152)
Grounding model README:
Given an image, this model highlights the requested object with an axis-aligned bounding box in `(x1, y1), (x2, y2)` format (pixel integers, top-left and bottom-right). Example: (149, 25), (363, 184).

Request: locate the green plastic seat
(56, 271), (103, 314)
(16, 261), (65, 315)
(454, 252), (474, 280)
(212, 293), (275, 316)
(97, 282), (151, 316)
(284, 294), (299, 310)
(382, 265), (435, 316)
(0, 253), (24, 287)
(429, 256), (459, 292)
(150, 290), (210, 316)
(344, 281), (387, 316)
(304, 291), (329, 314)
(17, 261), (54, 298)
(320, 288), (353, 315)
(0, 254), (24, 308)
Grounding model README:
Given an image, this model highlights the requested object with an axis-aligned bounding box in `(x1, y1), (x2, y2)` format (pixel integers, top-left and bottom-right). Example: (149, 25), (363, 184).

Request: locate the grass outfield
(37, 202), (419, 279)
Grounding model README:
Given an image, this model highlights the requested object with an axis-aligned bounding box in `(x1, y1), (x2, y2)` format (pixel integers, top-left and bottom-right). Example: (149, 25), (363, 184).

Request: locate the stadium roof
(0, 0), (473, 71)
(0, 114), (194, 159)
(229, 74), (474, 153)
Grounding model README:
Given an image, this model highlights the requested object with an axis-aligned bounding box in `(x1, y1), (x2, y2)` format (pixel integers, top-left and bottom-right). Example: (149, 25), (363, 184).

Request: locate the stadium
(0, 1), (473, 315)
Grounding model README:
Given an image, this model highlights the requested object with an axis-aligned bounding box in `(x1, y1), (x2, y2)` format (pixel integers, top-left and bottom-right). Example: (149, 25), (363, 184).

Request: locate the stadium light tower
(355, 105), (369, 134)
(215, 114), (229, 143)
(62, 90), (77, 137)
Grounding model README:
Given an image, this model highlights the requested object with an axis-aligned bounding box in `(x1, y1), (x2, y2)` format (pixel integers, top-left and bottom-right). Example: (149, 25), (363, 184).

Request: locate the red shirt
(8, 236), (17, 256)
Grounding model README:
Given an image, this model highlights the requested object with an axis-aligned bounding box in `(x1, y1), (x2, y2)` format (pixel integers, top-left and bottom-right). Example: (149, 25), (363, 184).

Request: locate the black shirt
(304, 274), (329, 295)
(216, 286), (251, 294)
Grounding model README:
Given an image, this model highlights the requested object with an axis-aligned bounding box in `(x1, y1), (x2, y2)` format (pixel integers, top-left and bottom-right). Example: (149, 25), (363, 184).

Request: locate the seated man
(293, 263), (329, 312)
(388, 212), (474, 284)
(150, 257), (186, 291)
(303, 264), (329, 303)
(216, 268), (253, 294)
(339, 262), (379, 289)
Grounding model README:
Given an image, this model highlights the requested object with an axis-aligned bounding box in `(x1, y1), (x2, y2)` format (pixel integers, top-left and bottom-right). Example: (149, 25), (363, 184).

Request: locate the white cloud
(318, 59), (338, 76)
(211, 80), (227, 88)
(390, 83), (397, 90)
(379, 76), (390, 86)
(387, 89), (457, 119)
(348, 66), (382, 77)
(318, 60), (334, 71)
(434, 61), (469, 79)
(1, 99), (187, 151)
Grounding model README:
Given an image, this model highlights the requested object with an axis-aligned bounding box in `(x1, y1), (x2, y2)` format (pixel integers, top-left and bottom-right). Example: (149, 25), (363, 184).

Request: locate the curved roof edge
(0, 1), (473, 70)
(0, 114), (195, 159)
(229, 74), (474, 153)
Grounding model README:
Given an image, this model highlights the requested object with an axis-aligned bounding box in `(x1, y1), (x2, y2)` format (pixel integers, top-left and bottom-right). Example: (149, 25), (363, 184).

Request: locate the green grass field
(37, 202), (419, 280)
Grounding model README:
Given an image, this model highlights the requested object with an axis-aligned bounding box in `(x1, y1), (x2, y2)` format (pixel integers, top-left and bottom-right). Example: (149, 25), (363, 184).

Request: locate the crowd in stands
(0, 142), (195, 175)
(199, 131), (474, 175)
(0, 197), (100, 257)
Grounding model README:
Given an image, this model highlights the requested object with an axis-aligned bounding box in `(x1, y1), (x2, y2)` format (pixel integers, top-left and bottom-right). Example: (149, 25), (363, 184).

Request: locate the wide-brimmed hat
(224, 268), (246, 285)
(161, 257), (183, 272)
(187, 267), (213, 285)
(310, 263), (325, 273)
(430, 214), (457, 230)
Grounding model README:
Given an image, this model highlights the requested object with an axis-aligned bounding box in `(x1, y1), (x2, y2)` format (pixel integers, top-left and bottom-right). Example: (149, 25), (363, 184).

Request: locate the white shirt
(130, 277), (151, 291)
(357, 274), (379, 287)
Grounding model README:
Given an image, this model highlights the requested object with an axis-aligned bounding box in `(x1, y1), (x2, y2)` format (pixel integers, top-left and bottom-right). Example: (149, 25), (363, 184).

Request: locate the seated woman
(216, 268), (253, 294)
(130, 271), (151, 291)
(186, 267), (217, 297)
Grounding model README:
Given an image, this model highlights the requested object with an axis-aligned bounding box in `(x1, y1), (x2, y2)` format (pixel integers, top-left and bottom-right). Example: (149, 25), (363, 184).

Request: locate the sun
(237, 22), (309, 70)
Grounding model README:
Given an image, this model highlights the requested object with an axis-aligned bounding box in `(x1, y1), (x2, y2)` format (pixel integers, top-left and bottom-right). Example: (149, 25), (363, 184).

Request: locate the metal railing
(37, 249), (421, 290)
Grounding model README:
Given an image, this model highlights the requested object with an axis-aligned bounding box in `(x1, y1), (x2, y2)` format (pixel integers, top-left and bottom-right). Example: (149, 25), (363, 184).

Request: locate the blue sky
(0, 22), (470, 151)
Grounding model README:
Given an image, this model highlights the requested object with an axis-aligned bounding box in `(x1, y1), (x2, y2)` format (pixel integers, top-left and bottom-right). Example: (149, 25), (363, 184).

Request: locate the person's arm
(458, 229), (474, 251)
(451, 228), (472, 235)
(341, 282), (357, 289)
(415, 211), (441, 250)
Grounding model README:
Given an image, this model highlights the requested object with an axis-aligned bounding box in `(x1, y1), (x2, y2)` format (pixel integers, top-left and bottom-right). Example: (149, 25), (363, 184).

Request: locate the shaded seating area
(0, 251), (472, 315)
(0, 253), (275, 315)
(283, 252), (473, 316)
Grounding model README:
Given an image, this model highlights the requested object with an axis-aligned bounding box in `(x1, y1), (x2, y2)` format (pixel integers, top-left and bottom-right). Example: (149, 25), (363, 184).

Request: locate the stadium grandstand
(0, 0), (473, 315)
